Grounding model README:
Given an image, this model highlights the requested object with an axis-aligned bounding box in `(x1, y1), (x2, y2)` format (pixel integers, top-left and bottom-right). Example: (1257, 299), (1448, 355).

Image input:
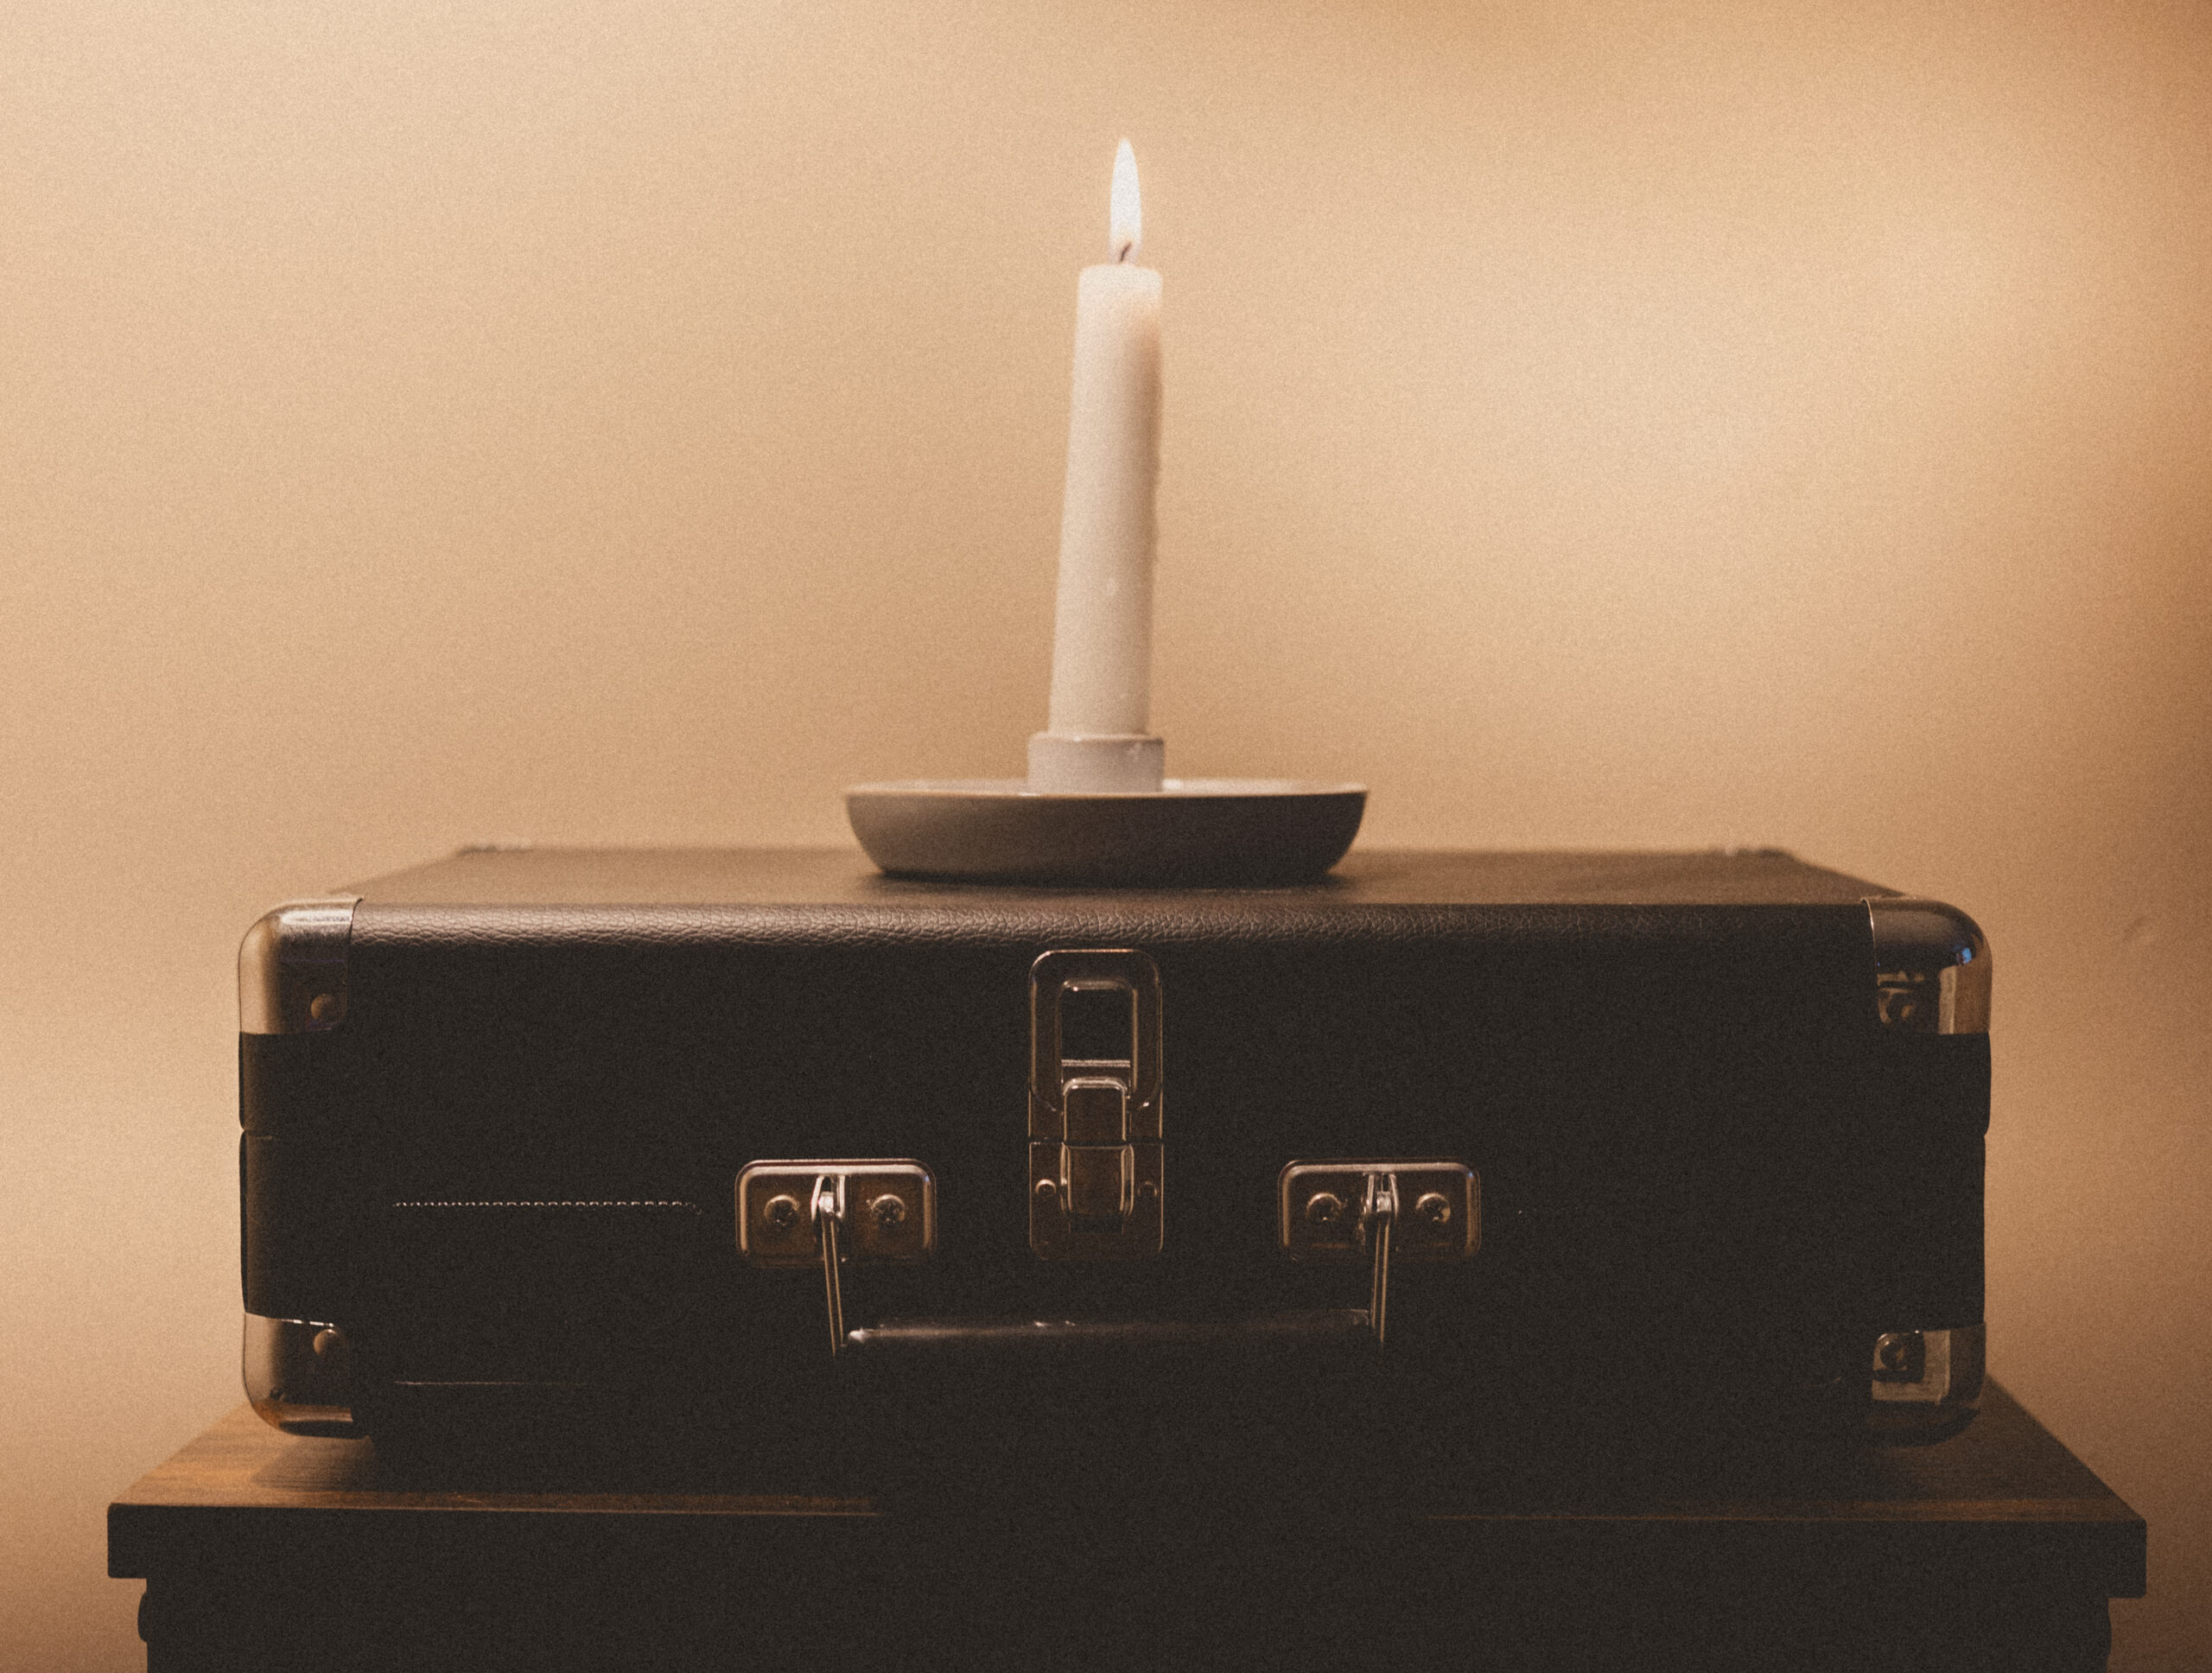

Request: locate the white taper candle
(1028, 140), (1166, 793)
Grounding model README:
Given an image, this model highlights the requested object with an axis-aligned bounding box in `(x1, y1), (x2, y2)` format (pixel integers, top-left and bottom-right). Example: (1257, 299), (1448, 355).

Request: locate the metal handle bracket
(737, 1160), (936, 1357)
(1280, 1160), (1478, 1349)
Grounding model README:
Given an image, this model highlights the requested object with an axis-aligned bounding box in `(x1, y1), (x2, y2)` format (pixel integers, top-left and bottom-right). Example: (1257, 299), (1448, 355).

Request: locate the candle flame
(1110, 139), (1141, 263)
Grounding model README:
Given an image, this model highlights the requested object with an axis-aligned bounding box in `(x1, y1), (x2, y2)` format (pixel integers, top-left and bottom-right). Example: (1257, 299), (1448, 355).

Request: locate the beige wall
(4, 0), (2207, 1663)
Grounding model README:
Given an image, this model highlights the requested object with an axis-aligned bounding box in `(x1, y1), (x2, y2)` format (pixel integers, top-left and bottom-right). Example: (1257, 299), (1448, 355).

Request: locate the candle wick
(1116, 240), (1134, 264)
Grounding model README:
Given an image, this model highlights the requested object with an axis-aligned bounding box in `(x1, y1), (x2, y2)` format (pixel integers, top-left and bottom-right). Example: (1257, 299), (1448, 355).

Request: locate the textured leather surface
(353, 845), (1896, 908)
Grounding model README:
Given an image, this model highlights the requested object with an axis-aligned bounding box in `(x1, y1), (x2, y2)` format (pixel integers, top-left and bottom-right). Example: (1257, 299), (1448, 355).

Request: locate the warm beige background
(4, 0), (2207, 1664)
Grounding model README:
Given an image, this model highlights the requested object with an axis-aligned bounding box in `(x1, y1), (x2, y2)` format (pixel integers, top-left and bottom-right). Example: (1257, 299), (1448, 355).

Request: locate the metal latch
(1279, 1161), (1478, 1347)
(1029, 949), (1163, 1260)
(737, 1161), (935, 1356)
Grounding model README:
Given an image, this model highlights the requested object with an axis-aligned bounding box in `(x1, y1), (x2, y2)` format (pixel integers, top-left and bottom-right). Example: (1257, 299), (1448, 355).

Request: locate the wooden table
(111, 1381), (2142, 1670)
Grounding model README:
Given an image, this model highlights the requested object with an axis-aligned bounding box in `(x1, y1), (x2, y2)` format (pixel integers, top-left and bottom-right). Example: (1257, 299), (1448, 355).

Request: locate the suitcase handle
(842, 1309), (1374, 1359)
(844, 1163), (1479, 1363)
(738, 1158), (1476, 1360)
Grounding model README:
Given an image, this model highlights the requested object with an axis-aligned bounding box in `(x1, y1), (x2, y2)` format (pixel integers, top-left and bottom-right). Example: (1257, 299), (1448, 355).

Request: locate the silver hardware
(1870, 1322), (1986, 1409)
(1304, 1191), (1345, 1227)
(1364, 1174), (1396, 1346)
(816, 1177), (846, 1353)
(1029, 950), (1164, 1260)
(1281, 1161), (1478, 1349)
(243, 1314), (362, 1436)
(1868, 899), (1991, 1035)
(238, 897), (361, 1035)
(737, 1161), (935, 1358)
(1873, 1330), (1923, 1381)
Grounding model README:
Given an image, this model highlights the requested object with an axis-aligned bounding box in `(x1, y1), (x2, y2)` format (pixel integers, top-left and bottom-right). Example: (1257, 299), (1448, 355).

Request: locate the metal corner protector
(1867, 897), (1990, 1034)
(244, 1313), (363, 1437)
(239, 896), (361, 1035)
(1871, 1322), (1986, 1414)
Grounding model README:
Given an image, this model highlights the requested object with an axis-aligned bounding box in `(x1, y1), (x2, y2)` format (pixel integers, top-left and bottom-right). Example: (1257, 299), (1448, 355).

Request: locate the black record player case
(238, 848), (1989, 1478)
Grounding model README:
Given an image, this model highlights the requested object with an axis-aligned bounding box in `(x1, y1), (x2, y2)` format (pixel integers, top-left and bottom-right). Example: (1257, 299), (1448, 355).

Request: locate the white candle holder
(845, 778), (1365, 887)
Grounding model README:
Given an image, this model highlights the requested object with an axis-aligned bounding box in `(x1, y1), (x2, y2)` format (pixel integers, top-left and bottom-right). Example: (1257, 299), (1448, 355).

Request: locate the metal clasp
(737, 1161), (936, 1357)
(1029, 950), (1163, 1260)
(1279, 1160), (1478, 1349)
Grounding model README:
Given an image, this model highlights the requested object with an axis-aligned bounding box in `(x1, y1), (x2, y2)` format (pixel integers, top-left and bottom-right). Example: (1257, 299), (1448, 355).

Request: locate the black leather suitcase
(238, 847), (1988, 1487)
